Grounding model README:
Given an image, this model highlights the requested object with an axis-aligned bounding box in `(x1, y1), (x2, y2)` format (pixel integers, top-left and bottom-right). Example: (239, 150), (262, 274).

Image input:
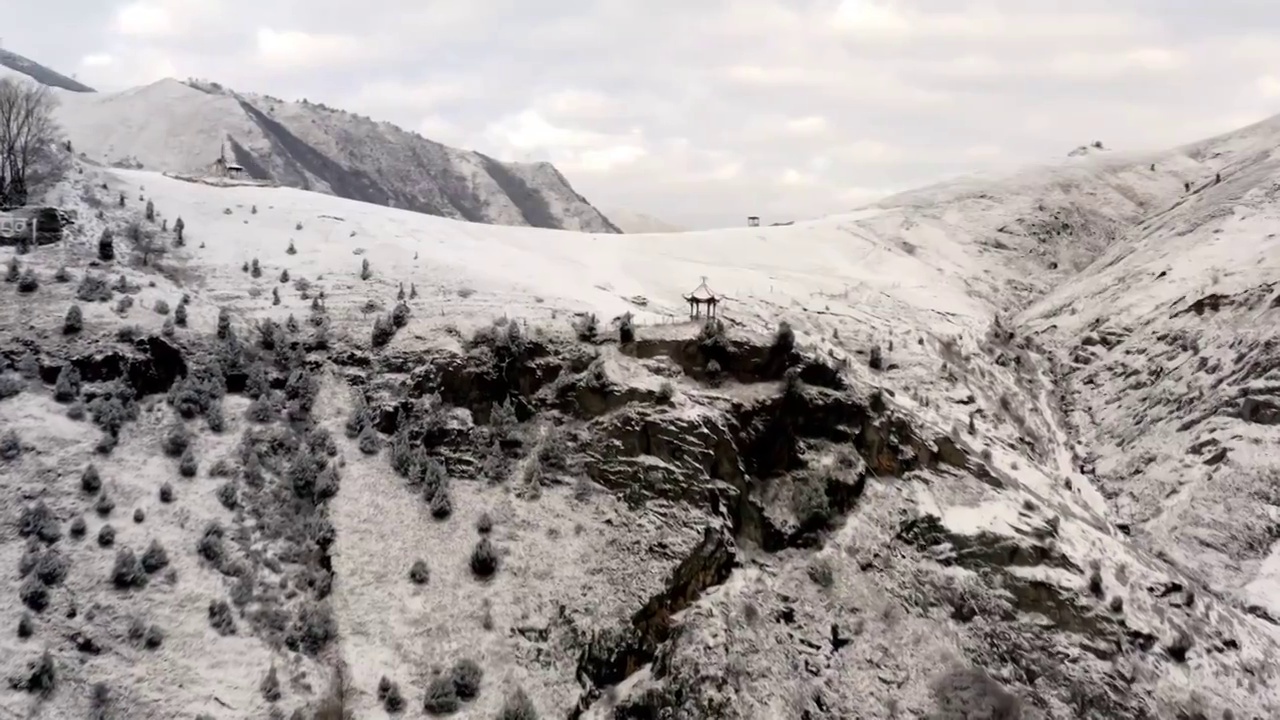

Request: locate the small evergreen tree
(62, 305), (83, 334)
(98, 229), (114, 261)
(360, 258), (371, 280)
(145, 199), (155, 222)
(53, 365), (81, 402)
(174, 217), (185, 245)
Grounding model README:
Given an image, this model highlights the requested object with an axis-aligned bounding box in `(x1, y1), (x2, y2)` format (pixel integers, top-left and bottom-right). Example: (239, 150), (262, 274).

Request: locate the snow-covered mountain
(0, 49), (95, 93)
(0, 52), (619, 234)
(3, 100), (1280, 718)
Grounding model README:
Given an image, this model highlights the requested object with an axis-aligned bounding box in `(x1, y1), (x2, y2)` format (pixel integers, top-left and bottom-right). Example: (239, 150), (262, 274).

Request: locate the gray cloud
(6, 0), (1280, 228)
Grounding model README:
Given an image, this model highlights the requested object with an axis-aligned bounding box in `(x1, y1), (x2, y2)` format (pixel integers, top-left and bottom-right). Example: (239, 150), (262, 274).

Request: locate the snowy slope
(7, 109), (1280, 718)
(4, 53), (617, 233)
(602, 208), (689, 234)
(0, 49), (95, 93)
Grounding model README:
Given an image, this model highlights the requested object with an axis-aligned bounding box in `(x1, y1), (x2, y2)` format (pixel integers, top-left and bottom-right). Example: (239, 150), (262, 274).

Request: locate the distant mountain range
(0, 50), (620, 233)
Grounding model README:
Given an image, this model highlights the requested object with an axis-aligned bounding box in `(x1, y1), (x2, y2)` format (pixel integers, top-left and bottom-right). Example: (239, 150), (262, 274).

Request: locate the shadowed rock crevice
(4, 335), (186, 398)
(572, 527), (738, 717)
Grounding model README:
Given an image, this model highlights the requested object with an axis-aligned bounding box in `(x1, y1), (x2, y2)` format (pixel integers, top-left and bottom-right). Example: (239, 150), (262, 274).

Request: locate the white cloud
(255, 28), (367, 68)
(110, 0), (230, 38)
(18, 0), (1280, 228)
(828, 1), (1144, 43)
(1257, 75), (1280, 99)
(111, 1), (175, 36)
(80, 54), (115, 68)
(1047, 47), (1185, 78)
(831, 140), (902, 164)
(785, 116), (829, 135)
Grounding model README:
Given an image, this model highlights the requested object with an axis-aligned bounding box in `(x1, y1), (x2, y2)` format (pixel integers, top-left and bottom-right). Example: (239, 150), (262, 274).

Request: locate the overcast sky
(6, 0), (1280, 228)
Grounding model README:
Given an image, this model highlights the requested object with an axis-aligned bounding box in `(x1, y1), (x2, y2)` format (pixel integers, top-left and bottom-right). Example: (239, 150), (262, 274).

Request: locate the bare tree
(0, 77), (64, 207)
(127, 220), (166, 266)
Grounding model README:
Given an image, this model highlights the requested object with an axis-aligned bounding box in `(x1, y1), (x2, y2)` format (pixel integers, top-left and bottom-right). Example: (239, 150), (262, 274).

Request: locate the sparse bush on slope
(76, 273), (113, 302)
(16, 268), (38, 293)
(451, 659), (483, 701)
(470, 538), (499, 579)
(63, 304), (83, 333)
(378, 676), (405, 713)
(19, 501), (59, 543)
(98, 228), (114, 261)
(111, 548), (148, 589)
(0, 372), (22, 399)
(0, 428), (21, 460)
(53, 364), (81, 402)
(424, 676), (460, 715)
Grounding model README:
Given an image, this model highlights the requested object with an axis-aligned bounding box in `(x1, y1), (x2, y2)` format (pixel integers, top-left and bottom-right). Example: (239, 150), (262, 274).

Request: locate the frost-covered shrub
(162, 423), (190, 457)
(17, 269), (39, 293)
(62, 304), (84, 334)
(97, 524), (116, 547)
(450, 659), (483, 701)
(95, 492), (115, 517)
(197, 522), (225, 565)
(379, 677), (405, 713)
(470, 538), (499, 579)
(154, 299), (170, 315)
(286, 602), (336, 655)
(76, 274), (113, 302)
(81, 464), (102, 493)
(19, 576), (48, 611)
(391, 301), (410, 328)
(409, 559), (430, 585)
(423, 676), (460, 715)
(260, 666), (281, 702)
(53, 365), (81, 402)
(0, 429), (21, 460)
(18, 502), (60, 543)
(371, 314), (396, 348)
(179, 447), (199, 477)
(216, 482), (238, 510)
(208, 600), (236, 635)
(573, 312), (599, 342)
(111, 548), (148, 589)
(141, 540), (169, 573)
(0, 372), (22, 399)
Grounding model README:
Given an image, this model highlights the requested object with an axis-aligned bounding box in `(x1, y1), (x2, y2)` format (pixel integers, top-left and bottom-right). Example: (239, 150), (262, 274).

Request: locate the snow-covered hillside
(4, 108), (1280, 719)
(602, 208), (689, 234)
(0, 52), (618, 234)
